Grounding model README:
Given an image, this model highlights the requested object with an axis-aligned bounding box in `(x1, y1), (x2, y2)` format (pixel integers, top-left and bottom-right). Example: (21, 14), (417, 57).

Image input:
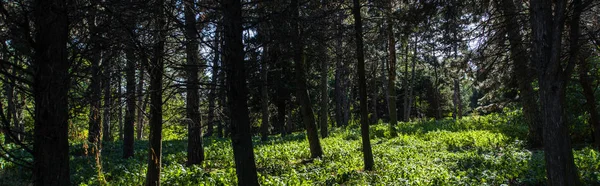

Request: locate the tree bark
(578, 54), (600, 150)
(530, 0), (581, 184)
(260, 47), (270, 142)
(352, 0), (375, 171)
(103, 55), (112, 142)
(402, 38), (410, 122)
(223, 0), (260, 184)
(385, 0), (398, 136)
(498, 0), (543, 148)
(88, 4), (102, 144)
(184, 0), (204, 166)
(136, 62), (145, 140)
(145, 0), (166, 184)
(320, 46), (329, 138)
(406, 36), (416, 120)
(32, 0), (70, 184)
(291, 0), (324, 158)
(207, 24), (220, 138)
(123, 50), (136, 159)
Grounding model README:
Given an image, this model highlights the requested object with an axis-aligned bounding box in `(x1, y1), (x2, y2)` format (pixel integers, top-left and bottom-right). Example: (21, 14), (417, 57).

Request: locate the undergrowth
(1, 111), (599, 185)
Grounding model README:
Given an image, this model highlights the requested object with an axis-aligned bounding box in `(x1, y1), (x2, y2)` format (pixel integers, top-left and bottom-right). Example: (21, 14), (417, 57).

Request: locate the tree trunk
(334, 9), (349, 128)
(579, 54), (600, 150)
(88, 6), (102, 144)
(137, 61), (146, 140)
(184, 0), (204, 166)
(385, 0), (398, 136)
(145, 0), (166, 184)
(103, 55), (112, 142)
(320, 47), (329, 137)
(406, 36), (416, 120)
(531, 0), (581, 184)
(291, 0), (324, 158)
(123, 50), (136, 159)
(498, 0), (543, 148)
(207, 24), (220, 138)
(223, 0), (260, 184)
(260, 48), (270, 142)
(118, 65), (123, 140)
(352, 0), (375, 171)
(402, 38), (410, 122)
(32, 0), (70, 184)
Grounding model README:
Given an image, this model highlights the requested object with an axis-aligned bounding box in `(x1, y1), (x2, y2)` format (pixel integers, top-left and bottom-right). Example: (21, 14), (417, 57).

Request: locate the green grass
(1, 112), (600, 185)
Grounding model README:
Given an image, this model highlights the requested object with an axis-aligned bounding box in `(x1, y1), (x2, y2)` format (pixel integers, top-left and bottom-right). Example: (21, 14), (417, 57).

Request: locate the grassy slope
(2, 112), (599, 185)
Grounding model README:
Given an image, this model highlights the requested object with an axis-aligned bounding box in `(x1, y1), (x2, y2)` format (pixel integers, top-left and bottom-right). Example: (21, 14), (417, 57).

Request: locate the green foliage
(2, 112), (599, 185)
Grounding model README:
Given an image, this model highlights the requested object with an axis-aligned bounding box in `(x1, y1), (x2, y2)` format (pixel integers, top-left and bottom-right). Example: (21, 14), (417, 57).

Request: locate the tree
(497, 0), (543, 148)
(222, 0), (260, 184)
(123, 47), (136, 158)
(184, 0), (204, 166)
(291, 0), (324, 158)
(530, 0), (582, 184)
(32, 0), (71, 184)
(88, 0), (103, 144)
(352, 0), (375, 171)
(385, 0), (398, 136)
(145, 0), (166, 184)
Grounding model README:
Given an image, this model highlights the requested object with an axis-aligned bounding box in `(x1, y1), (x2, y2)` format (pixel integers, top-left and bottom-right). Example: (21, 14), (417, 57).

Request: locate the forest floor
(1, 112), (599, 185)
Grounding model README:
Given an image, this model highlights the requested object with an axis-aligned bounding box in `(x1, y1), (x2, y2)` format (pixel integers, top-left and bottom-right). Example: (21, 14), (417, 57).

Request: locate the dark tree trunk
(498, 0), (543, 148)
(118, 64), (123, 140)
(123, 50), (136, 159)
(402, 38), (410, 122)
(103, 55), (112, 142)
(88, 6), (102, 144)
(223, 0), (260, 184)
(578, 54), (600, 150)
(385, 0), (398, 136)
(319, 47), (329, 138)
(406, 36), (416, 120)
(137, 61), (146, 140)
(334, 9), (349, 128)
(291, 0), (324, 158)
(260, 53), (270, 142)
(184, 0), (204, 166)
(145, 0), (166, 184)
(352, 0), (374, 171)
(207, 25), (221, 137)
(32, 0), (70, 184)
(530, 0), (581, 184)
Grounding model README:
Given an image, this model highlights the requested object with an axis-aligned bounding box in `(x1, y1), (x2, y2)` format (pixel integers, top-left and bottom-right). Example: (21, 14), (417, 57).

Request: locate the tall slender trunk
(353, 0), (375, 171)
(319, 47), (329, 137)
(123, 50), (136, 159)
(223, 0), (260, 184)
(145, 0), (166, 184)
(385, 0), (398, 136)
(531, 0), (581, 184)
(498, 0), (542, 148)
(578, 54), (600, 150)
(402, 38), (410, 122)
(103, 56), (112, 142)
(88, 6), (102, 144)
(32, 0), (70, 184)
(334, 9), (349, 128)
(117, 62), (123, 140)
(207, 25), (220, 137)
(260, 47), (270, 142)
(291, 0), (323, 158)
(136, 62), (145, 140)
(406, 36), (416, 120)
(184, 0), (204, 166)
